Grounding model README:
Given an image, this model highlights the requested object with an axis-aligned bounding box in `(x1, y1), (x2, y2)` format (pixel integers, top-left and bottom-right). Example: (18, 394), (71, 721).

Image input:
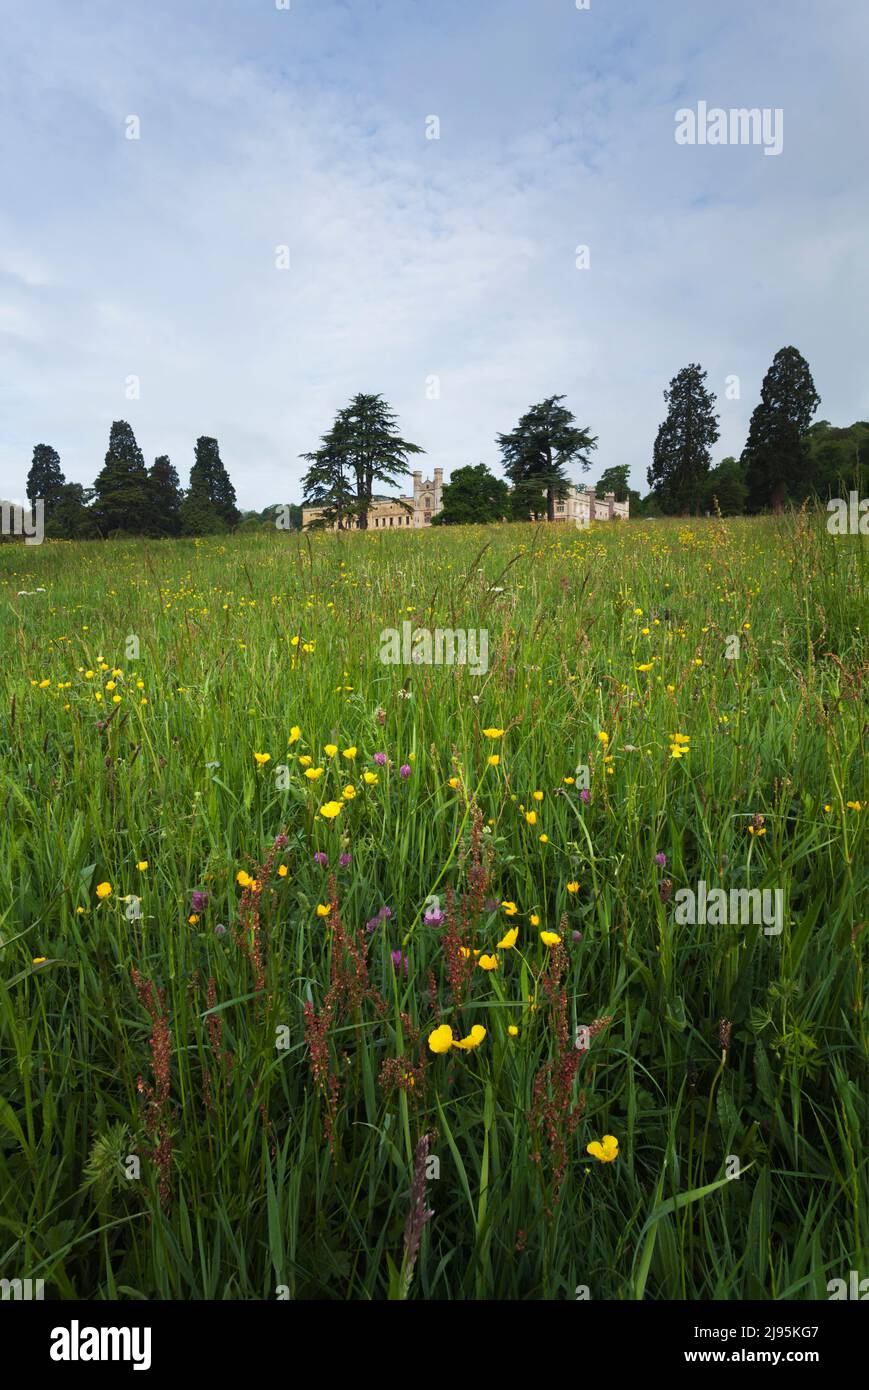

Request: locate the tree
(741, 347), (820, 512)
(45, 483), (96, 540)
(594, 464), (631, 502)
(26, 444), (66, 519)
(803, 420), (869, 499)
(497, 396), (597, 521)
(179, 478), (226, 536)
(703, 457), (747, 516)
(147, 455), (183, 536)
(336, 394), (424, 530)
(647, 365), (718, 514)
(431, 464), (509, 525)
(92, 421), (151, 535)
(188, 436), (240, 529)
(300, 415), (357, 529)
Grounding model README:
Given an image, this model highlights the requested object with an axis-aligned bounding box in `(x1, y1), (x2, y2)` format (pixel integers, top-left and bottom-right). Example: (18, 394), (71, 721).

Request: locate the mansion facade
(301, 471), (628, 530)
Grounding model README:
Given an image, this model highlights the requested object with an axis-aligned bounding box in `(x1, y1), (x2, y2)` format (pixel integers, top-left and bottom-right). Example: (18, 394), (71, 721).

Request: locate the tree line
(12, 344), (867, 540)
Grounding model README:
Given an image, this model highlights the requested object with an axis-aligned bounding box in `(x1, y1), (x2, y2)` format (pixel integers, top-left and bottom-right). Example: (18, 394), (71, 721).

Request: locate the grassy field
(0, 513), (865, 1301)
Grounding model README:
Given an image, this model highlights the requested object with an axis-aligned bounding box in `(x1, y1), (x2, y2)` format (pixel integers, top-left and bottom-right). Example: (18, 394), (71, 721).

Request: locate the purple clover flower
(390, 949), (409, 977)
(339, 852), (352, 868)
(655, 852), (667, 868)
(313, 852), (329, 868)
(191, 890), (209, 913)
(580, 788), (591, 804)
(424, 906), (445, 927)
(399, 764), (411, 779)
(373, 752), (388, 766)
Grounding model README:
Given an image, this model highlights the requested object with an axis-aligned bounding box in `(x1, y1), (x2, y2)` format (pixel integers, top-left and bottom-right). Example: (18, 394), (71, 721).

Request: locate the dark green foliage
(703, 456), (747, 515)
(147, 456), (183, 537)
(26, 444), (66, 519)
(431, 463), (509, 525)
(741, 347), (820, 512)
(648, 364), (719, 514)
(498, 395), (597, 521)
(91, 421), (151, 536)
(301, 414), (357, 530)
(595, 464), (631, 503)
(334, 394), (424, 530)
(187, 436), (240, 529)
(803, 420), (869, 499)
(44, 483), (96, 539)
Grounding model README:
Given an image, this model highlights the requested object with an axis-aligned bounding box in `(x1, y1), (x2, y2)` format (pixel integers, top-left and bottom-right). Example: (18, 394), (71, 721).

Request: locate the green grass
(0, 512), (865, 1299)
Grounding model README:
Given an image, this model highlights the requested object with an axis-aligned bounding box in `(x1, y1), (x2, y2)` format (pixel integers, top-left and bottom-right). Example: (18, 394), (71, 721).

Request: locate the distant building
(301, 471), (628, 530)
(302, 469), (443, 531)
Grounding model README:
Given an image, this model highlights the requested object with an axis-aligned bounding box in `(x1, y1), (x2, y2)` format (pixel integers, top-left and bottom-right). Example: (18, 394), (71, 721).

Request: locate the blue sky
(1, 0), (866, 507)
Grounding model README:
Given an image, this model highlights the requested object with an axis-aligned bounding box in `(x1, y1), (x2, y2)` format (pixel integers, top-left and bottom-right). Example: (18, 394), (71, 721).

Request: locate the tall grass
(0, 514), (865, 1299)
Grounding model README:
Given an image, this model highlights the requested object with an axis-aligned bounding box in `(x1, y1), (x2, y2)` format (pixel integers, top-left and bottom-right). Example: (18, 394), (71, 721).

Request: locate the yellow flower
(188, 914), (199, 925)
(342, 784), (356, 800)
(497, 926), (518, 949)
(298, 755), (313, 767)
(363, 771), (378, 785)
(315, 903), (331, 917)
(507, 1024), (519, 1037)
(563, 776), (575, 785)
(529, 913), (540, 927)
(532, 790), (544, 801)
(136, 860), (149, 871)
(540, 930), (561, 946)
(342, 746), (357, 759)
(254, 752), (271, 765)
(76, 907), (85, 915)
(478, 954), (498, 971)
(428, 1024), (454, 1054)
(525, 811), (537, 826)
(305, 767), (324, 780)
(236, 870), (253, 888)
(288, 726), (301, 744)
(846, 800), (862, 811)
(566, 881), (579, 894)
(587, 1134), (619, 1163)
(277, 864), (288, 877)
(319, 800), (343, 819)
(597, 731), (609, 744)
(32, 956), (47, 965)
(482, 727), (505, 739)
(324, 744), (338, 757)
(501, 900), (518, 916)
(453, 1025), (486, 1051)
(539, 834), (548, 843)
(448, 776), (459, 789)
(95, 882), (112, 899)
(487, 754), (500, 766)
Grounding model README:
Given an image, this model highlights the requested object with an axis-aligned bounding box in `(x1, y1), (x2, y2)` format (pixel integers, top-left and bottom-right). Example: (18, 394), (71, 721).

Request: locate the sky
(1, 0), (866, 509)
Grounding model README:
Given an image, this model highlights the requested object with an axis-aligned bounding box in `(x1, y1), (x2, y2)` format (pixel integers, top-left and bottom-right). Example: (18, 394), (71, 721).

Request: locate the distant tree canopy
(703, 456), (747, 516)
(92, 421), (151, 536)
(498, 395), (597, 521)
(594, 464), (631, 502)
(301, 394), (423, 531)
(431, 464), (510, 525)
(27, 444), (66, 519)
(11, 358), (859, 539)
(648, 364), (719, 515)
(742, 347), (820, 512)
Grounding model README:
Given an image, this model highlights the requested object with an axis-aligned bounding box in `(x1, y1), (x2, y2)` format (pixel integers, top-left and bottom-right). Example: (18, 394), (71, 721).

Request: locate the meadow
(0, 513), (865, 1301)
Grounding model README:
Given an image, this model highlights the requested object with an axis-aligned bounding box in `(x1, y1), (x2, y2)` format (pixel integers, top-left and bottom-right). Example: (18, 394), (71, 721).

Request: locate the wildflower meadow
(0, 512), (865, 1301)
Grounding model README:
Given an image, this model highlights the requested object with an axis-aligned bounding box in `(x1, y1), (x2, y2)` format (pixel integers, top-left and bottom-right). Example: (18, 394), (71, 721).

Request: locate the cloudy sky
(1, 0), (866, 508)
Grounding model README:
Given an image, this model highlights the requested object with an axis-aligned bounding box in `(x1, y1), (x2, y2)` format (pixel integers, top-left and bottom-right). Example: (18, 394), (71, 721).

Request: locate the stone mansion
(301, 470), (628, 530)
